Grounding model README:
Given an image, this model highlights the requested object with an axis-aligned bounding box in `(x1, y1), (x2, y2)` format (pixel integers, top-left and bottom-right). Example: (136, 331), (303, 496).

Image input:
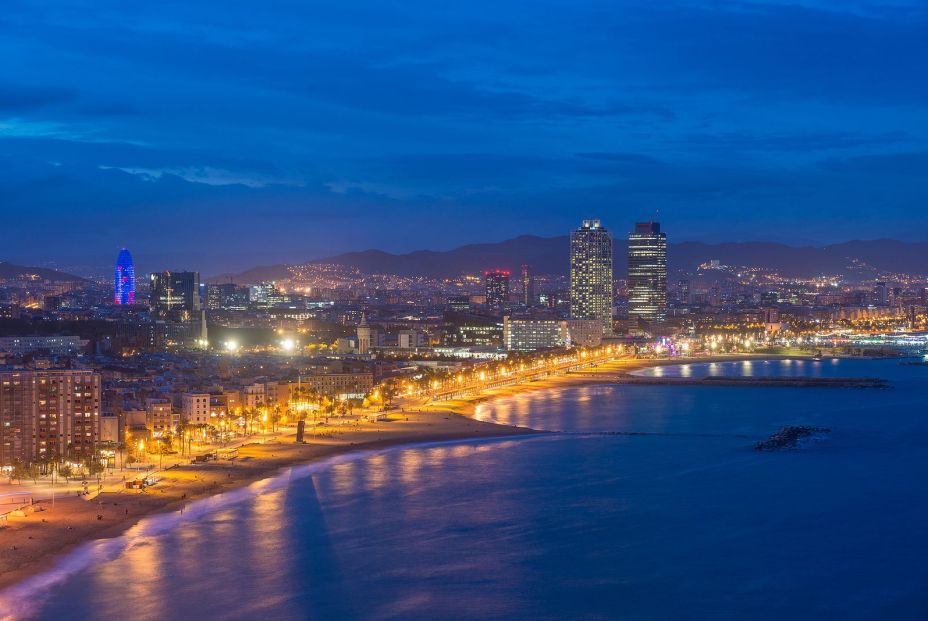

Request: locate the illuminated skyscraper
(484, 269), (510, 309)
(114, 248), (136, 305)
(627, 221), (667, 324)
(570, 219), (613, 334)
(150, 271), (201, 313)
(521, 264), (534, 307)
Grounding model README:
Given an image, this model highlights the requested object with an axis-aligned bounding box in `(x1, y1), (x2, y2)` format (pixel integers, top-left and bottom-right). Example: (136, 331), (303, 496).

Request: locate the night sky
(2, 1), (926, 274)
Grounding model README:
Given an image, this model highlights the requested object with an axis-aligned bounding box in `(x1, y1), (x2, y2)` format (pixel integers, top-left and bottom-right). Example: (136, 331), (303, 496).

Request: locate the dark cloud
(0, 0), (926, 272)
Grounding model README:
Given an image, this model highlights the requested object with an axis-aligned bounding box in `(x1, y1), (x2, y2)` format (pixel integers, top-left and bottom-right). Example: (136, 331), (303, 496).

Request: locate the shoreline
(0, 352), (812, 601)
(422, 353), (816, 417)
(0, 410), (536, 598)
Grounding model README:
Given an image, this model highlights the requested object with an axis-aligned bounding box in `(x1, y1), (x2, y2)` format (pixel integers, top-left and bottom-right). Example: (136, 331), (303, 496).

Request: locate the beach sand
(0, 352), (806, 595)
(0, 410), (534, 593)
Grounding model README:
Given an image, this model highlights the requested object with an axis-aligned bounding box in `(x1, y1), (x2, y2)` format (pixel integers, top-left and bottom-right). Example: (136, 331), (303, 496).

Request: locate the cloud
(0, 84), (74, 113)
(0, 0), (926, 272)
(817, 151), (928, 176)
(671, 131), (907, 152)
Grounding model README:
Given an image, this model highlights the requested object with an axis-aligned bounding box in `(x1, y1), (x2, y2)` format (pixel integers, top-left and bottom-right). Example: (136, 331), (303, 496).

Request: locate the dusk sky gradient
(1, 0), (927, 274)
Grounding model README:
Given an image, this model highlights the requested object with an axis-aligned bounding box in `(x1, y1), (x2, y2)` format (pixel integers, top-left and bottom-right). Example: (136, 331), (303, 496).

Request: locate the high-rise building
(206, 283), (250, 310)
(484, 270), (511, 309)
(521, 264), (534, 307)
(873, 282), (888, 306)
(627, 221), (668, 324)
(570, 219), (613, 335)
(0, 370), (101, 466)
(150, 271), (201, 313)
(114, 248), (136, 305)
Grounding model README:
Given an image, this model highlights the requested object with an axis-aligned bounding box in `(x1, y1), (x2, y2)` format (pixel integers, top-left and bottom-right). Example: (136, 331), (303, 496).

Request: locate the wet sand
(0, 352), (809, 597)
(0, 411), (535, 594)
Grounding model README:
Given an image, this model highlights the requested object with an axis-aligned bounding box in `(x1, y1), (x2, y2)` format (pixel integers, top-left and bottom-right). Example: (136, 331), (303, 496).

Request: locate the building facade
(521, 264), (534, 307)
(570, 219), (613, 335)
(566, 318), (604, 348)
(291, 373), (374, 400)
(181, 393), (211, 425)
(146, 398), (176, 436)
(503, 317), (569, 351)
(206, 283), (250, 310)
(0, 336), (89, 357)
(150, 271), (201, 314)
(0, 370), (101, 466)
(357, 314), (372, 354)
(114, 248), (136, 305)
(484, 270), (511, 309)
(627, 221), (668, 324)
(398, 329), (427, 349)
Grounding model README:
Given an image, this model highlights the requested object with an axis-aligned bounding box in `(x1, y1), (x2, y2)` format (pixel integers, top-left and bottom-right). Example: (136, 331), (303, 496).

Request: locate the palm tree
(381, 384), (399, 408)
(270, 404), (282, 432)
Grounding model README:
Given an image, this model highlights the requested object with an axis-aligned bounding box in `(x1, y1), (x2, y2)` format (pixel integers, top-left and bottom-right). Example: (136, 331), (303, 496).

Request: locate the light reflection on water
(11, 359), (928, 620)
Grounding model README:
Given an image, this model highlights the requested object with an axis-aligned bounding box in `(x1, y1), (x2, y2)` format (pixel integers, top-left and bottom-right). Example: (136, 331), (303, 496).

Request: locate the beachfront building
(628, 221), (668, 325)
(570, 219), (614, 335)
(181, 393), (211, 425)
(0, 369), (101, 466)
(503, 316), (570, 351)
(290, 372), (374, 401)
(146, 398), (177, 437)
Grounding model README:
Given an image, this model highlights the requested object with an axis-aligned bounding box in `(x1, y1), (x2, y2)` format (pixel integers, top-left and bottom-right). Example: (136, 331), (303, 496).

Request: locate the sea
(3, 357), (927, 620)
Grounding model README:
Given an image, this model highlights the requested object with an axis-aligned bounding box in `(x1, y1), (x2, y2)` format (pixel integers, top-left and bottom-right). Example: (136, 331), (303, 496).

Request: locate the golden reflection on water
(93, 535), (164, 619)
(330, 459), (359, 495)
(248, 489), (291, 597)
(398, 448), (424, 486)
(364, 454), (388, 492)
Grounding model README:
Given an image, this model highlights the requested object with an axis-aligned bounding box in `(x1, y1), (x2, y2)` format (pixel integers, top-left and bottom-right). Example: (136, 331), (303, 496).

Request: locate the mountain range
(209, 236), (928, 283)
(0, 261), (88, 283)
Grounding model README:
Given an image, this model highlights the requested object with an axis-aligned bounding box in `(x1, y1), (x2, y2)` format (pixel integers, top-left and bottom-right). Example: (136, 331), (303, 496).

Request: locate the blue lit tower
(114, 248), (136, 305)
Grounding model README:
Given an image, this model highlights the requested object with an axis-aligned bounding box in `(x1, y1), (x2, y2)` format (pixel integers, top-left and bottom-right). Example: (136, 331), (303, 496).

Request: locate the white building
(398, 329), (427, 349)
(181, 393), (211, 425)
(244, 383), (266, 408)
(503, 317), (569, 351)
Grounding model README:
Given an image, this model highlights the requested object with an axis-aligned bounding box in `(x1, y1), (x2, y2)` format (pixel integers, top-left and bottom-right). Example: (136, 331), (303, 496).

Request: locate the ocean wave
(0, 435), (538, 620)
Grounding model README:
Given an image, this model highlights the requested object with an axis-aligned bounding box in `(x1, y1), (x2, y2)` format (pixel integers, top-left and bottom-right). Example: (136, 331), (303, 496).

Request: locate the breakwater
(599, 375), (888, 389)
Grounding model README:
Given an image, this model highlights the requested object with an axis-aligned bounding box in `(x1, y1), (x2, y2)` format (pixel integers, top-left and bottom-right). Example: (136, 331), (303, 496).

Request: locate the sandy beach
(0, 352), (809, 597)
(423, 353), (810, 417)
(0, 410), (536, 595)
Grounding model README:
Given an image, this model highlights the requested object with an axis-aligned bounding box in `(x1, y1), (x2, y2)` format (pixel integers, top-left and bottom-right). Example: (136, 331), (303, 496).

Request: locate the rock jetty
(755, 426), (831, 450)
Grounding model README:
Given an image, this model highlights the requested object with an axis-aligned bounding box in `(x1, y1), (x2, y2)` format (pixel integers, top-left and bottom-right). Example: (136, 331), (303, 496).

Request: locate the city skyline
(2, 4), (928, 618)
(2, 1), (927, 273)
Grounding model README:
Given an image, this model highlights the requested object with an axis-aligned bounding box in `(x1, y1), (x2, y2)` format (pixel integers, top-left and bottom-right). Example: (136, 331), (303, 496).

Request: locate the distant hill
(210, 236), (928, 283)
(0, 261), (88, 282)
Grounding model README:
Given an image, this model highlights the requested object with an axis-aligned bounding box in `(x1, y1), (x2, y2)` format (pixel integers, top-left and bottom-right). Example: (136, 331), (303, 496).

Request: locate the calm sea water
(6, 358), (928, 620)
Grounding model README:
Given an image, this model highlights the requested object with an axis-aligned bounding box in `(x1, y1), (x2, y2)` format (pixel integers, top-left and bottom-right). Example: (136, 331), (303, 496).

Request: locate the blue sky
(1, 0), (926, 274)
